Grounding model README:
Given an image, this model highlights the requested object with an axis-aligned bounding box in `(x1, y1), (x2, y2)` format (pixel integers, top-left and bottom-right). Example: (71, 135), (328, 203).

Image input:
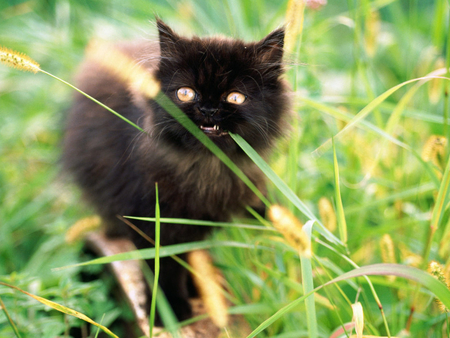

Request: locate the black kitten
(63, 19), (290, 323)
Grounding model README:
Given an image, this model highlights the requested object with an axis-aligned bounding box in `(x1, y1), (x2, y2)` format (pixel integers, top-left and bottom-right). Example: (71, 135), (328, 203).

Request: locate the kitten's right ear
(156, 18), (180, 55)
(256, 27), (285, 64)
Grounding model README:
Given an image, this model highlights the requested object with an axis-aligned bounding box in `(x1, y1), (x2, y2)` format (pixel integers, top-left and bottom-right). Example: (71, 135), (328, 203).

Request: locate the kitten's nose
(199, 107), (218, 117)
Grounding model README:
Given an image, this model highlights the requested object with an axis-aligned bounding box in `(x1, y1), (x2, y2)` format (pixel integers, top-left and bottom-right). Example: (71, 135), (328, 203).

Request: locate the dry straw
(0, 46), (40, 73)
(187, 249), (228, 328)
(268, 204), (311, 257)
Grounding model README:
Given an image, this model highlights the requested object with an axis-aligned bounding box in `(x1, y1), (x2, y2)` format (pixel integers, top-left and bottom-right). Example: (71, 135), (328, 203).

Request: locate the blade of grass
(141, 262), (181, 338)
(125, 216), (276, 231)
(443, 0), (450, 167)
(0, 296), (22, 338)
(54, 240), (267, 270)
(39, 69), (144, 132)
(301, 220), (318, 338)
(333, 139), (348, 247)
(246, 263), (450, 338)
(422, 153), (450, 265)
(0, 282), (118, 338)
(149, 183), (160, 338)
(230, 132), (343, 247)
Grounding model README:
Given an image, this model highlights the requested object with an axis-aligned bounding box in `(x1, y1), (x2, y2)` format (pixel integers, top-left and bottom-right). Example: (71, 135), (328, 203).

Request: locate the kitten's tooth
(214, 125), (218, 130)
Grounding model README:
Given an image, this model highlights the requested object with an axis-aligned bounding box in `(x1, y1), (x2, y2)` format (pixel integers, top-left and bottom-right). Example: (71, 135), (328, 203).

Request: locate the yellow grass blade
(0, 282), (119, 338)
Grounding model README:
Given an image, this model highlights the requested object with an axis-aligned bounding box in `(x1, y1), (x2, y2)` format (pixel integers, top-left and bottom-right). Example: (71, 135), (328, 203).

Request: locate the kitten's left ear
(156, 18), (181, 56)
(256, 28), (285, 63)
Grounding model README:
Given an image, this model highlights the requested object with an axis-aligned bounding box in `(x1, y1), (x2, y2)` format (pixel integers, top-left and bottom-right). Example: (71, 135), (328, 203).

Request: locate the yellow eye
(176, 87), (196, 102)
(226, 92), (246, 105)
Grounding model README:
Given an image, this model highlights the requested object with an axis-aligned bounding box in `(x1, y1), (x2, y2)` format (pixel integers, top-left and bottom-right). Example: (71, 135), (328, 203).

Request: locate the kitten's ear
(156, 18), (180, 55)
(256, 28), (285, 64)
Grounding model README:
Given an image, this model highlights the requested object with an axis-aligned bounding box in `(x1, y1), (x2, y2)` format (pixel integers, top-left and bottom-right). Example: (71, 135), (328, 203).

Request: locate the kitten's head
(153, 19), (290, 155)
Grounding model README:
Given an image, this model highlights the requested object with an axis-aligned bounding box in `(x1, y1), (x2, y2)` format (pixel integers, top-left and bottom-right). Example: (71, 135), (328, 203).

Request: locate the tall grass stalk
(444, 0), (450, 149)
(301, 220), (318, 338)
(332, 139), (348, 246)
(422, 153), (450, 265)
(0, 296), (21, 338)
(285, 0), (304, 211)
(149, 183), (161, 338)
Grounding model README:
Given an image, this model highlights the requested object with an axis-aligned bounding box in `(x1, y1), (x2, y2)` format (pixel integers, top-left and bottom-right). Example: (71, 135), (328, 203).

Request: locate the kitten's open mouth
(200, 125), (228, 137)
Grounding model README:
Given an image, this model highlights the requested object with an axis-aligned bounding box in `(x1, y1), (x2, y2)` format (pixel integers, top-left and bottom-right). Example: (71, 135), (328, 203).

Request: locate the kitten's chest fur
(139, 142), (264, 220)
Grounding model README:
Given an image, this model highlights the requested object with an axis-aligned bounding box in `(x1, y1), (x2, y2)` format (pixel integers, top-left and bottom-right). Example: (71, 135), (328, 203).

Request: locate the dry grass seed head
(187, 250), (228, 328)
(318, 197), (337, 232)
(268, 205), (311, 257)
(0, 46), (40, 73)
(428, 260), (449, 313)
(65, 216), (102, 244)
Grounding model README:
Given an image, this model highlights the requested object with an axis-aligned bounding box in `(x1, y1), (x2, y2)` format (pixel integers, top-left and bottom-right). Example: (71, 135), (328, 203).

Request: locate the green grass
(2, 0), (450, 337)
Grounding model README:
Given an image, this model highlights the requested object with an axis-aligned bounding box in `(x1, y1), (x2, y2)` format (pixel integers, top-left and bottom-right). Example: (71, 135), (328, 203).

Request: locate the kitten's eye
(176, 87), (196, 102)
(226, 92), (246, 105)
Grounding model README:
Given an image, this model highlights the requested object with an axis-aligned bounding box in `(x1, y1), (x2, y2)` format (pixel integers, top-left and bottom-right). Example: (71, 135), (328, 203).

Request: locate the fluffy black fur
(63, 19), (290, 323)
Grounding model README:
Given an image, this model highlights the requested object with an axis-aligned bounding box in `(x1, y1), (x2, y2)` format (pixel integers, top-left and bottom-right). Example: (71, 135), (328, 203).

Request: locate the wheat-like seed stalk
(318, 197), (337, 232)
(380, 234), (396, 282)
(428, 261), (449, 313)
(187, 250), (228, 328)
(284, 0), (305, 54)
(0, 46), (41, 73)
(380, 234), (396, 264)
(422, 135), (447, 170)
(268, 204), (311, 257)
(65, 216), (102, 244)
